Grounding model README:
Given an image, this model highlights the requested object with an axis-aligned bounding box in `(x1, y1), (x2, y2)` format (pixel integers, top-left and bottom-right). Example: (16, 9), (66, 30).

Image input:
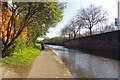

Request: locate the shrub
(2, 40), (40, 66)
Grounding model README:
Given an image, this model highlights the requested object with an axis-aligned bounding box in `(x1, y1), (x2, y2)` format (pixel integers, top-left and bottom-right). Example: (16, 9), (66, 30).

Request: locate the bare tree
(95, 23), (115, 34)
(77, 4), (108, 35)
(61, 25), (73, 39)
(61, 16), (83, 39)
(69, 20), (79, 39)
(61, 28), (67, 38)
(75, 16), (84, 37)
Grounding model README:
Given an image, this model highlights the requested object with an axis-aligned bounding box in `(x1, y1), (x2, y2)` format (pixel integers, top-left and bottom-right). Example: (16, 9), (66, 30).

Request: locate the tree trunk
(73, 31), (77, 39)
(74, 33), (76, 39)
(2, 26), (24, 58)
(89, 27), (92, 35)
(2, 46), (10, 58)
(2, 12), (35, 58)
(79, 30), (81, 37)
(68, 33), (71, 40)
(2, 37), (16, 58)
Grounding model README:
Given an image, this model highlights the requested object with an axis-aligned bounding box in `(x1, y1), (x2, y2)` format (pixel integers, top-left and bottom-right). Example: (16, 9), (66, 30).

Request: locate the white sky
(45, 0), (118, 38)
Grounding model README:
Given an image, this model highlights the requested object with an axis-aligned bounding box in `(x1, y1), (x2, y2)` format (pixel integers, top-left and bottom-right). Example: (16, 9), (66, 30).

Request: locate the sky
(45, 0), (118, 38)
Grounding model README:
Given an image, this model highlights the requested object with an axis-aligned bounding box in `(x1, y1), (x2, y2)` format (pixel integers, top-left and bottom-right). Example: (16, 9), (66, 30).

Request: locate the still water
(47, 45), (119, 78)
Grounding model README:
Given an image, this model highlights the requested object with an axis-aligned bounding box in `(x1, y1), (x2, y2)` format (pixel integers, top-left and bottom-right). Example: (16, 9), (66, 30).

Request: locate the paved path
(27, 48), (73, 78)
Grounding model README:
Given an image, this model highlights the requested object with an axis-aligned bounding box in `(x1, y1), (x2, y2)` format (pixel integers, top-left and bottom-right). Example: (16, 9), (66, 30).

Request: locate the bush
(2, 40), (40, 66)
(33, 44), (41, 50)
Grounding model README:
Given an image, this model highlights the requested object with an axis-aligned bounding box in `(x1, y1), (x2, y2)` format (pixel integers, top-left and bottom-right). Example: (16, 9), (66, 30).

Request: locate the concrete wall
(65, 30), (120, 60)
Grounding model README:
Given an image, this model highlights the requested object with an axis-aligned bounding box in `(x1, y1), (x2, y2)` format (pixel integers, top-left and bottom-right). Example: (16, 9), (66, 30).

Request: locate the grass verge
(2, 45), (40, 66)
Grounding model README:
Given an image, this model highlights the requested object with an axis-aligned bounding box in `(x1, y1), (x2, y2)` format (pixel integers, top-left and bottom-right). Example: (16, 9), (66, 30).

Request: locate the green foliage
(26, 2), (66, 45)
(2, 40), (40, 66)
(44, 37), (69, 46)
(33, 44), (41, 50)
(2, 2), (66, 57)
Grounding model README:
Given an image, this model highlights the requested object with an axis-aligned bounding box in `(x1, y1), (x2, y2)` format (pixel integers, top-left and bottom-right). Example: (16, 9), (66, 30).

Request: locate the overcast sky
(45, 0), (117, 38)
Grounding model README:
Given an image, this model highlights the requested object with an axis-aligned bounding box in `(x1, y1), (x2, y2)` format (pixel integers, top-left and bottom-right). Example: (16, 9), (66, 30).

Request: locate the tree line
(1, 2), (66, 57)
(61, 4), (116, 39)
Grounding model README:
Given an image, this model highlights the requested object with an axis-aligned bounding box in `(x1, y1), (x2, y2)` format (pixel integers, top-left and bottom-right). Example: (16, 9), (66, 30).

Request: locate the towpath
(27, 48), (73, 78)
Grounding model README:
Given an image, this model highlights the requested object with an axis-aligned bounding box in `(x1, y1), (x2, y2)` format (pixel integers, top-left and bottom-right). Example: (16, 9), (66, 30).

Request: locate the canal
(47, 45), (119, 78)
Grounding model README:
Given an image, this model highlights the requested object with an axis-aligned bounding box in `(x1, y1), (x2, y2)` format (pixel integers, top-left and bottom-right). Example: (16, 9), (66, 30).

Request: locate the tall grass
(2, 40), (41, 66)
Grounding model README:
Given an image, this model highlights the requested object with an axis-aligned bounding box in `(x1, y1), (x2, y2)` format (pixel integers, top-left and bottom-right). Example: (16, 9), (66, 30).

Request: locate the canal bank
(47, 45), (119, 78)
(27, 47), (73, 78)
(65, 30), (119, 60)
(2, 47), (73, 78)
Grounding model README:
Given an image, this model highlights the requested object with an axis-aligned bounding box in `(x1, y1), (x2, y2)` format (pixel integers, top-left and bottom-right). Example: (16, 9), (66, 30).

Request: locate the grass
(2, 44), (41, 66)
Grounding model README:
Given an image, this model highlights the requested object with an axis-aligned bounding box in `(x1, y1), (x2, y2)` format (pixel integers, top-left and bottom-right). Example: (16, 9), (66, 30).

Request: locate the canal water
(47, 45), (119, 78)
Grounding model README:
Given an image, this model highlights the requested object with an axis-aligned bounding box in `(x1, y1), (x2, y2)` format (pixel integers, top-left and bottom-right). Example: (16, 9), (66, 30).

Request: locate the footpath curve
(27, 47), (73, 78)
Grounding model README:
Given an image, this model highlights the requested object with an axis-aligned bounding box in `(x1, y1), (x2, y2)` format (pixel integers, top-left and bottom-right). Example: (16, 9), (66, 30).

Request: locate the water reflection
(47, 45), (119, 78)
